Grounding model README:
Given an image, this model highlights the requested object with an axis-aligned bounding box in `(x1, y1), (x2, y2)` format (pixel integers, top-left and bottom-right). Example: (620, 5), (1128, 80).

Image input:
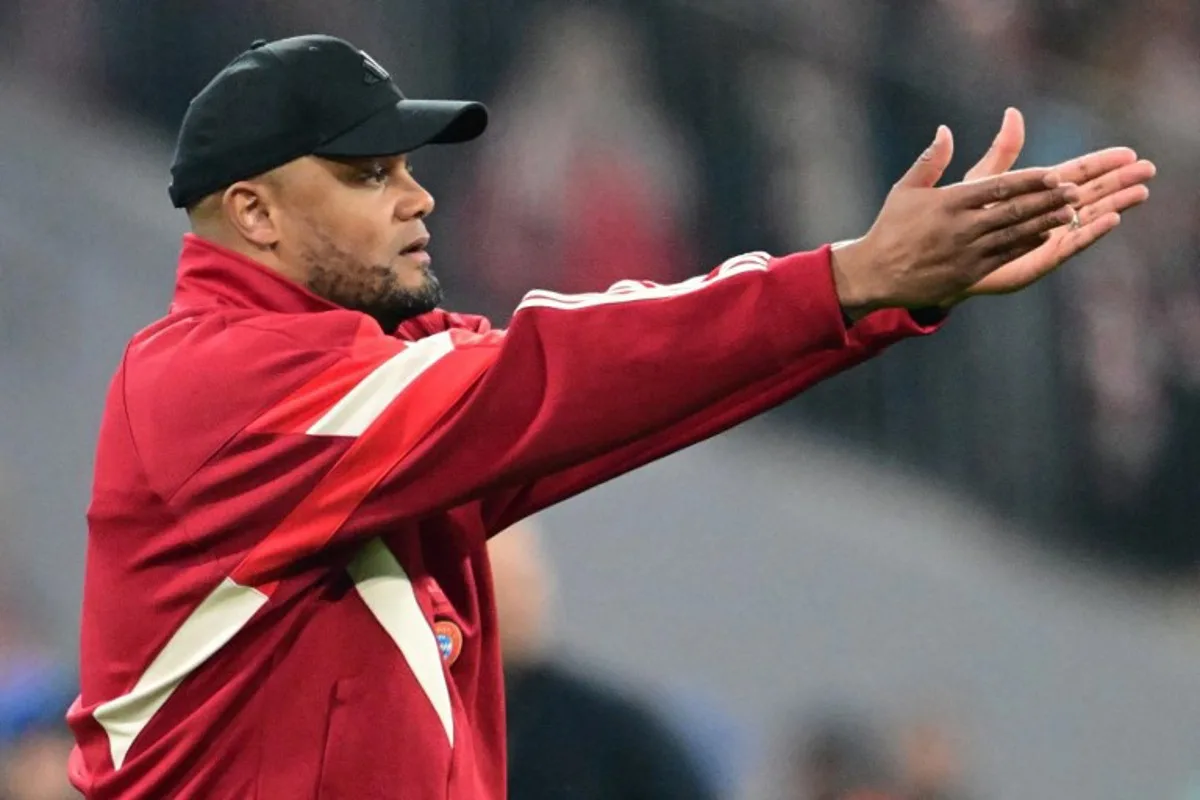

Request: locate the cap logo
(362, 51), (390, 85)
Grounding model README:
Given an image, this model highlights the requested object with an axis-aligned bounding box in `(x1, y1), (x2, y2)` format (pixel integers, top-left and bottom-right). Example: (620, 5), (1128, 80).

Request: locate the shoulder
(112, 307), (394, 492)
(128, 306), (372, 366)
(120, 309), (354, 423)
(121, 305), (395, 398)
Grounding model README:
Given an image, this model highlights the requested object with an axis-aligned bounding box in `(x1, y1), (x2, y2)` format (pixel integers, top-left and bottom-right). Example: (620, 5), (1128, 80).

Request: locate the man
(66, 34), (1153, 799)
(490, 520), (717, 800)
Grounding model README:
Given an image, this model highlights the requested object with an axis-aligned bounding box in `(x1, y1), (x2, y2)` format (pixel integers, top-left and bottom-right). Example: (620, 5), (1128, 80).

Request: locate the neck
(190, 226), (304, 285)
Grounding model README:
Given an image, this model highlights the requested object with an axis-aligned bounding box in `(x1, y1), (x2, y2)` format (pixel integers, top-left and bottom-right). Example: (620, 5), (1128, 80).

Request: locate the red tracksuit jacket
(68, 234), (939, 798)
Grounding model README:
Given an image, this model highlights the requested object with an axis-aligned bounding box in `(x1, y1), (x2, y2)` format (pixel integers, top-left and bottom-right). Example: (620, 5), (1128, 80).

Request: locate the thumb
(964, 107), (1025, 181)
(896, 125), (954, 189)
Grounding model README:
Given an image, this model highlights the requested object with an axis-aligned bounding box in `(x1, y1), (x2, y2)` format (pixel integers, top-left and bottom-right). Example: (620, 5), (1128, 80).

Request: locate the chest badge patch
(434, 619), (463, 667)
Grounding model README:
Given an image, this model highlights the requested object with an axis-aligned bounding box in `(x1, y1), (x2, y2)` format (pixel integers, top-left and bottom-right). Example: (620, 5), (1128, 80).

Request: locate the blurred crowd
(2, 0), (1199, 797)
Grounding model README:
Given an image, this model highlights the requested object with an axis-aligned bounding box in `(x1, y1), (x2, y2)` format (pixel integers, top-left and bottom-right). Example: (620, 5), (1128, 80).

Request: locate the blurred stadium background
(1, 1), (1199, 798)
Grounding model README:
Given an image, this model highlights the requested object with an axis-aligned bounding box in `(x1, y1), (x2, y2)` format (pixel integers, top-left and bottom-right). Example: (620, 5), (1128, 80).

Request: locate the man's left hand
(942, 107), (1155, 306)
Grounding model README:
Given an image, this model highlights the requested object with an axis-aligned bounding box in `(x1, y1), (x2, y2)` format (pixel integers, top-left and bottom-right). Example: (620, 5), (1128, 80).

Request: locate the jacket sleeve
(479, 302), (936, 532)
(227, 247), (941, 582)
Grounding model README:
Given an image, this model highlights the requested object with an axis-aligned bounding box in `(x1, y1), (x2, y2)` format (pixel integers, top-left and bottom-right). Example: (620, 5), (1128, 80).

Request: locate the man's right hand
(830, 125), (1081, 320)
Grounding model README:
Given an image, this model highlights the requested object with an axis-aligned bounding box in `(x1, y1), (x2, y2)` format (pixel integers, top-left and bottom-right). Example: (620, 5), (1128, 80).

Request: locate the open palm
(950, 108), (1155, 299)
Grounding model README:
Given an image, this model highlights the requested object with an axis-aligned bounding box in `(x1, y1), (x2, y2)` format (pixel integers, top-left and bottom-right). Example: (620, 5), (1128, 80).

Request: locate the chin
(400, 272), (435, 295)
(368, 275), (445, 331)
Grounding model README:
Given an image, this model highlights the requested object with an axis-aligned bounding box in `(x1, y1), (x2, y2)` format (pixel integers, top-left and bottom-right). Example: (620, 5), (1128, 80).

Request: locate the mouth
(399, 235), (430, 256)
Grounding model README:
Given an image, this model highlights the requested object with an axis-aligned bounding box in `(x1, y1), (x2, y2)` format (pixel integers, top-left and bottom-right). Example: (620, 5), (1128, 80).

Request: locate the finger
(964, 107), (1025, 181)
(990, 231), (1052, 267)
(897, 125), (954, 189)
(973, 237), (1049, 285)
(972, 213), (1121, 293)
(971, 183), (1080, 235)
(1051, 147), (1138, 186)
(1078, 185), (1150, 224)
(1053, 212), (1122, 260)
(1075, 159), (1157, 206)
(948, 166), (1061, 209)
(975, 204), (1078, 255)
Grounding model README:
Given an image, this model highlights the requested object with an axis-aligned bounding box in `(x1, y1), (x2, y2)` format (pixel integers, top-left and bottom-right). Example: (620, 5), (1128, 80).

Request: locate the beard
(298, 226), (443, 333)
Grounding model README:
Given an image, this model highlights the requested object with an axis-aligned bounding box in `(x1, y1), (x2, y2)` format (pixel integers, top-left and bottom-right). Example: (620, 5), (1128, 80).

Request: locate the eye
(361, 162), (390, 185)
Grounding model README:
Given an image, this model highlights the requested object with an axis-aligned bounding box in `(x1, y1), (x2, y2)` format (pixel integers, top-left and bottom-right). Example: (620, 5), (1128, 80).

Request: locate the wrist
(829, 238), (877, 322)
(937, 291), (968, 310)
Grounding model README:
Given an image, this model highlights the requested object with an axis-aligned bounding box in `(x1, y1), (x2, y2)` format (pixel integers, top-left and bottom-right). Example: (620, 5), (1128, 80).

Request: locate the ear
(223, 181), (281, 249)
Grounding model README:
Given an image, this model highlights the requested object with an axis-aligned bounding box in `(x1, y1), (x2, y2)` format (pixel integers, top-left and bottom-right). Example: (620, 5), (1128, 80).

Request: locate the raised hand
(830, 124), (1081, 317)
(952, 108), (1155, 301)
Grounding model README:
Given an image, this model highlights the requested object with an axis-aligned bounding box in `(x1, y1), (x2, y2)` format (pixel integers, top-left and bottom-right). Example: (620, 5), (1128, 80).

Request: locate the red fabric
(69, 234), (940, 798)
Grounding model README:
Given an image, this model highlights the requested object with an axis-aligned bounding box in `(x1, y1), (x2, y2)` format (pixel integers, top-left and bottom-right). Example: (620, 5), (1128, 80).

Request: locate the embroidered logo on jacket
(434, 620), (463, 667)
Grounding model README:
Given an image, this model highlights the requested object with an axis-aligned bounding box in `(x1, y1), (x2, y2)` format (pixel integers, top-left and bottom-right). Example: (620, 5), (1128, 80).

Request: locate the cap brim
(313, 99), (488, 158)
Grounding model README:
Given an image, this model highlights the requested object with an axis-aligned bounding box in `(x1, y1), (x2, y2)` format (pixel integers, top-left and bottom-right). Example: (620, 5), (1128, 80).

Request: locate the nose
(396, 173), (435, 221)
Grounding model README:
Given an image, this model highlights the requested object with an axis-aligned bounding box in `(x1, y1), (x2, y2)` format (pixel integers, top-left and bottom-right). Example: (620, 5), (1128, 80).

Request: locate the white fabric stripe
(348, 538), (454, 745)
(520, 252), (770, 306)
(94, 578), (268, 770)
(517, 252), (771, 311)
(306, 331), (457, 438)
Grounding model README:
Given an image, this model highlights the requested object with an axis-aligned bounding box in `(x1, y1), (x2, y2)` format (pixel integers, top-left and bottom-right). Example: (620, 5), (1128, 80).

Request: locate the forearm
(477, 249), (943, 529)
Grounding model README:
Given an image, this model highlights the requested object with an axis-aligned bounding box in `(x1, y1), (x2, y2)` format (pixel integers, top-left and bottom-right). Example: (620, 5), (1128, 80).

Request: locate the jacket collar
(171, 233), (342, 315)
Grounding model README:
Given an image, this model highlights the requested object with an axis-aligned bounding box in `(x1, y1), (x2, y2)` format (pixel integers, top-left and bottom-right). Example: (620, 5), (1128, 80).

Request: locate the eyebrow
(342, 155), (406, 168)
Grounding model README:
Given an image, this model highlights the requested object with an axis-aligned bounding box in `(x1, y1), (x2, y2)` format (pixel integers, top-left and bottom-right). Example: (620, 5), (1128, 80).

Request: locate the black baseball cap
(168, 34), (488, 209)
